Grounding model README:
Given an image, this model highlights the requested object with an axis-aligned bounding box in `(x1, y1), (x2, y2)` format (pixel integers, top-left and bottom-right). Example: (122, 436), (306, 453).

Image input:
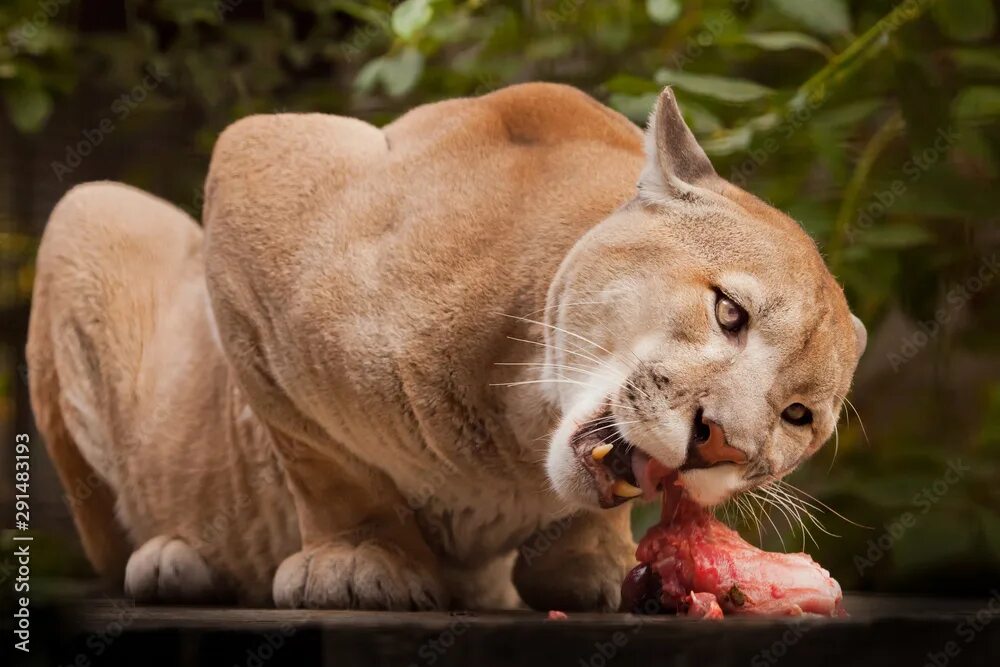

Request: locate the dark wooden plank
(36, 594), (997, 667)
(71, 593), (991, 629)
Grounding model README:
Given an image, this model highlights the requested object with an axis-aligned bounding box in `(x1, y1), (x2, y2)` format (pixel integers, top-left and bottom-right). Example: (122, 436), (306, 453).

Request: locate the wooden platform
(24, 594), (1000, 666)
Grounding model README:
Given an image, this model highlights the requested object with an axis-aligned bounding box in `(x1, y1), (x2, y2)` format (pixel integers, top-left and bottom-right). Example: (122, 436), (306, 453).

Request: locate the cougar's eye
(715, 293), (748, 332)
(782, 403), (812, 426)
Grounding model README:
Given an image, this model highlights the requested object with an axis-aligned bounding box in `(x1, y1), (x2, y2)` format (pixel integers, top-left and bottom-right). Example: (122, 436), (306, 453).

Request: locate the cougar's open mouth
(571, 405), (674, 508)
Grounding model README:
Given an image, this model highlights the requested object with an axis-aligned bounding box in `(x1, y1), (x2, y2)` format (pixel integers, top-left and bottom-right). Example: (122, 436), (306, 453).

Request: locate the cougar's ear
(638, 86), (719, 201)
(851, 314), (868, 360)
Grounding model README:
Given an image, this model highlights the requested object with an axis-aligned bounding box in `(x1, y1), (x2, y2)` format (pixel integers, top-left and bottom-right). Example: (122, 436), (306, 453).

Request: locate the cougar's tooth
(613, 479), (643, 498)
(592, 443), (614, 462)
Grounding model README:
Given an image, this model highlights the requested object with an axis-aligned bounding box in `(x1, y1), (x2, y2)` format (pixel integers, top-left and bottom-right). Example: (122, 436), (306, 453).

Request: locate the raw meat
(685, 591), (724, 619)
(622, 483), (845, 618)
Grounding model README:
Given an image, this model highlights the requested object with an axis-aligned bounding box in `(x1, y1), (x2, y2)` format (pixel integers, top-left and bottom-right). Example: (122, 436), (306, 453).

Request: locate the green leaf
(646, 0), (681, 26)
(380, 47), (424, 97)
(353, 48), (425, 97)
(607, 92), (658, 123)
(594, 17), (631, 52)
(952, 86), (1000, 122)
(951, 48), (1000, 77)
(427, 11), (474, 42)
(391, 0), (434, 41)
(4, 84), (53, 133)
(768, 0), (850, 37)
(742, 31), (831, 57)
(5, 24), (71, 57)
(932, 0), (996, 43)
(354, 58), (384, 93)
(681, 100), (724, 134)
(655, 69), (774, 104)
(858, 224), (933, 249)
(701, 125), (754, 156)
(811, 99), (883, 131)
(524, 35), (575, 61)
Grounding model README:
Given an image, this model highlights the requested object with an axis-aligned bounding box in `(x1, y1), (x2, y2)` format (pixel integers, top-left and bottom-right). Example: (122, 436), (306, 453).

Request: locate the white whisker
(494, 361), (620, 386)
(517, 300), (605, 318)
(775, 480), (871, 529)
(747, 492), (786, 551)
(490, 379), (594, 389)
(754, 488), (798, 537)
(829, 420), (839, 472)
(497, 313), (651, 399)
(834, 391), (869, 444)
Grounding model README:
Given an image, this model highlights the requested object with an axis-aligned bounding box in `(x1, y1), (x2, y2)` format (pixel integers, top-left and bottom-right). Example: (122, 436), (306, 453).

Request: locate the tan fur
(27, 83), (864, 610)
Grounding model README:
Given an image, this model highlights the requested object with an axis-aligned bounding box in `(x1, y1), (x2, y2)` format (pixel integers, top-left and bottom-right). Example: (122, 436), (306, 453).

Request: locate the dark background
(0, 0), (998, 600)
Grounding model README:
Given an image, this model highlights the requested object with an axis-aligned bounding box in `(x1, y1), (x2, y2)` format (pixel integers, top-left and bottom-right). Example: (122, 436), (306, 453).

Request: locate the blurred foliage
(0, 0), (998, 593)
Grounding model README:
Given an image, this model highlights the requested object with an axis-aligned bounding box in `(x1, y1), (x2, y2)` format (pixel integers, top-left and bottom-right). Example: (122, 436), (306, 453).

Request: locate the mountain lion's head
(545, 88), (866, 510)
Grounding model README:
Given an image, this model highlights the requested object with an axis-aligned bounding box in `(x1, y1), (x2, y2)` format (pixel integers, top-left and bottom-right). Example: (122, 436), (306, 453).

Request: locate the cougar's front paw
(272, 540), (446, 610)
(124, 536), (219, 603)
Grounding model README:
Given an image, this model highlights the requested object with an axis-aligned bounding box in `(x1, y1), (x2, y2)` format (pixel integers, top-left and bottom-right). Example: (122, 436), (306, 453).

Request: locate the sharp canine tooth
(613, 480), (643, 498)
(592, 444), (613, 461)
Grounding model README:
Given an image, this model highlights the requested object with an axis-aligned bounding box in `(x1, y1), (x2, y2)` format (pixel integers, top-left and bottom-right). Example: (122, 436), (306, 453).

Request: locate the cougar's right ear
(851, 314), (868, 360)
(638, 87), (719, 202)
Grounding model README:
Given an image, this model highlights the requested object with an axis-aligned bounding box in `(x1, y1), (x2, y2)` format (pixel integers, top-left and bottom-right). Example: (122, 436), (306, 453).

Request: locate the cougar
(27, 83), (866, 610)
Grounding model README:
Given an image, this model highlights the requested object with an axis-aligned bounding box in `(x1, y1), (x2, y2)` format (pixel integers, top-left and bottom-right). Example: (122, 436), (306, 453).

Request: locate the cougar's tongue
(630, 449), (674, 500)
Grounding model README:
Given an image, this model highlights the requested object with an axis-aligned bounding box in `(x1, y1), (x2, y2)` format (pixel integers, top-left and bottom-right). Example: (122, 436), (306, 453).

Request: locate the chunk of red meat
(685, 591), (724, 619)
(628, 490), (845, 617)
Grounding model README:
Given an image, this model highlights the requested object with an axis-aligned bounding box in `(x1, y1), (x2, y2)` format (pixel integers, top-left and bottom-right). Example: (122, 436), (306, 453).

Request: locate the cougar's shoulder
(384, 82), (642, 154)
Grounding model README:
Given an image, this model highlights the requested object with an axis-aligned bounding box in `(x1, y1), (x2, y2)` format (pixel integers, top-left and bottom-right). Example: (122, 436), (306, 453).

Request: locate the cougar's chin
(678, 466), (745, 507)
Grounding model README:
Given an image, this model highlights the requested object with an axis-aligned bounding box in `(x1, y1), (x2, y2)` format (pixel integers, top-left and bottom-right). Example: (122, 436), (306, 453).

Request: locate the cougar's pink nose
(685, 410), (748, 469)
